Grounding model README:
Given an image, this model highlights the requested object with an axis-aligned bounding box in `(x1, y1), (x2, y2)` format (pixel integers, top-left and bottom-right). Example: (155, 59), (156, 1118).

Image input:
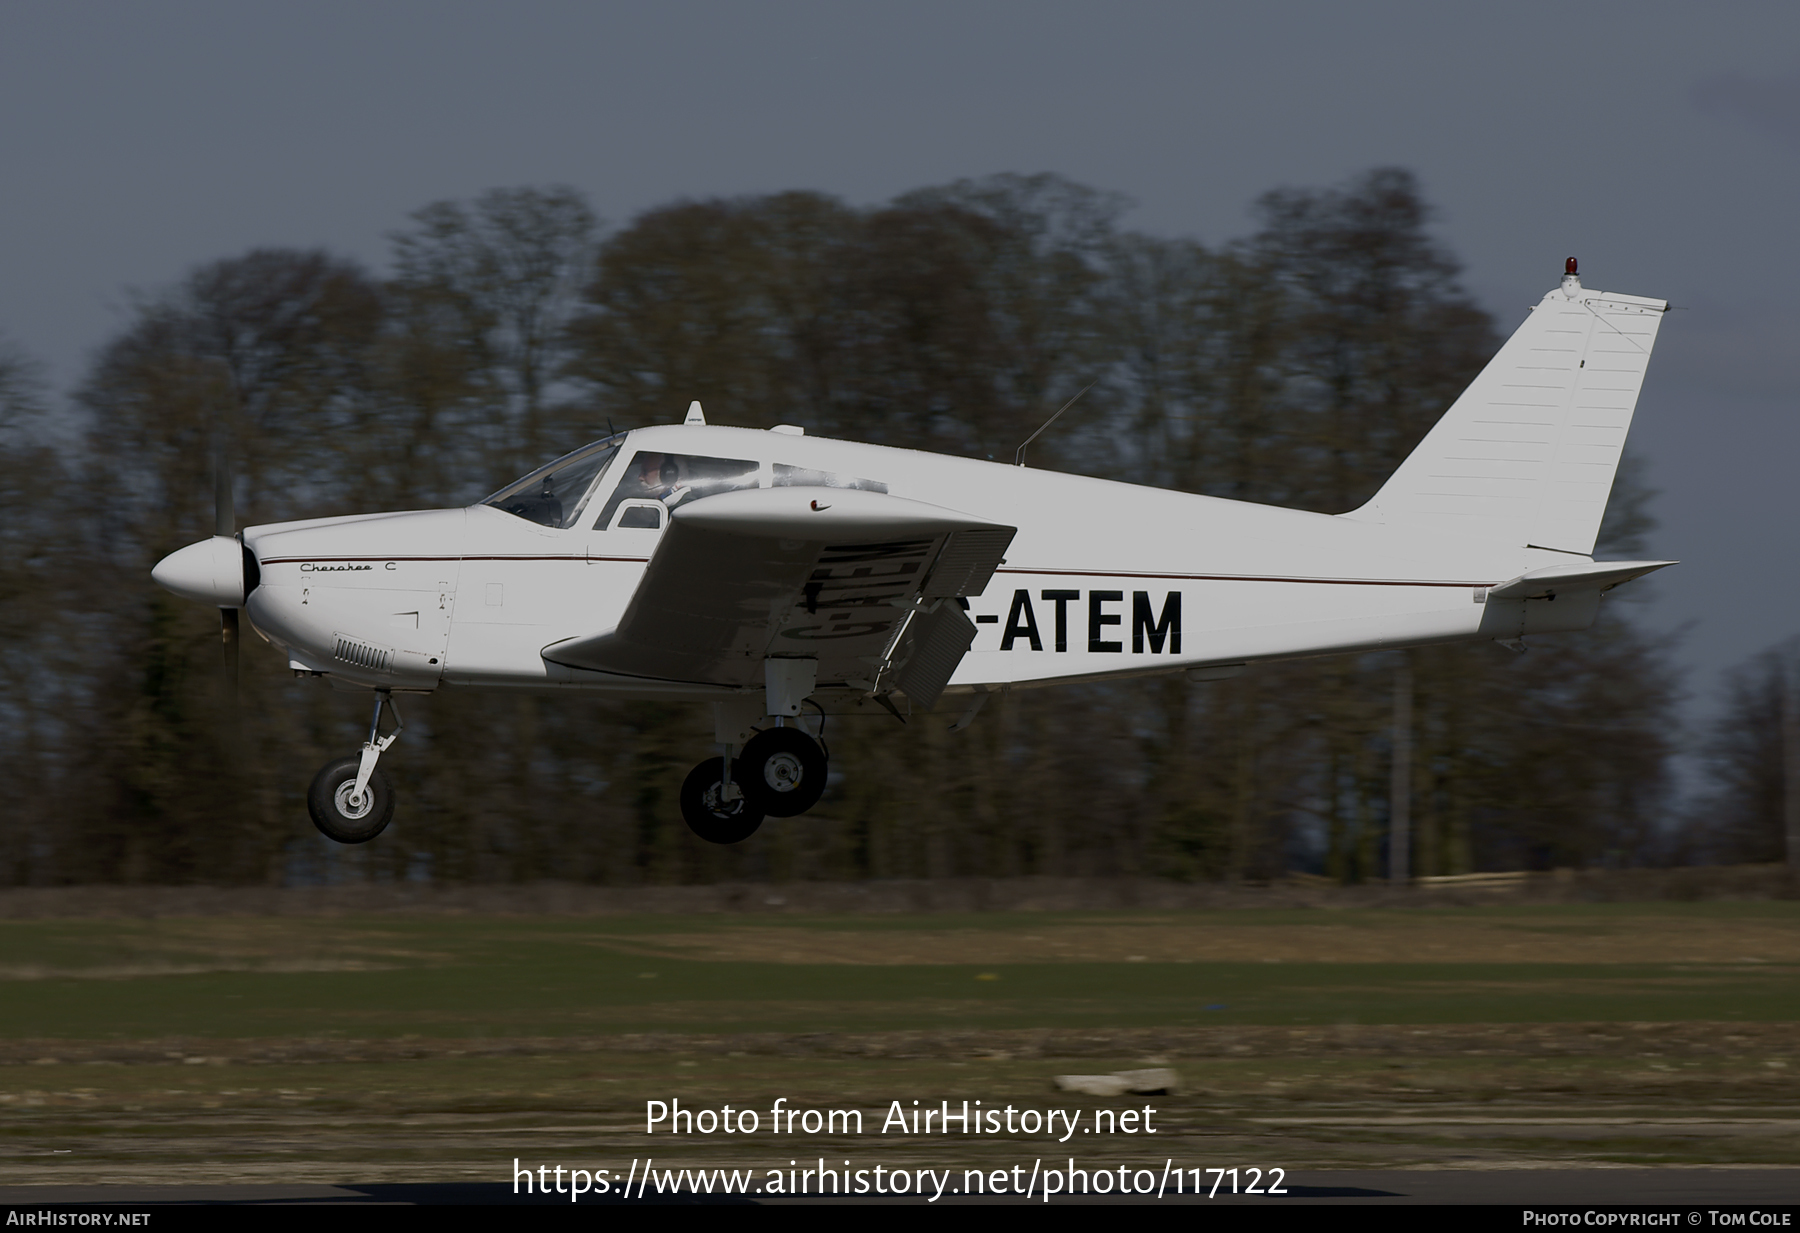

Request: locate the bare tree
(391, 186), (600, 477)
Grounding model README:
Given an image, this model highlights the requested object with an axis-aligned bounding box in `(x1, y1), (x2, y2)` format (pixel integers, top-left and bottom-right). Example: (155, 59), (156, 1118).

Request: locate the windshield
(481, 435), (625, 528)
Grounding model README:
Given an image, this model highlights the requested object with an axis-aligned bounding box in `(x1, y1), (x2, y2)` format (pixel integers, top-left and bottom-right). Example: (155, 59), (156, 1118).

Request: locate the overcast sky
(3, 1), (1796, 731)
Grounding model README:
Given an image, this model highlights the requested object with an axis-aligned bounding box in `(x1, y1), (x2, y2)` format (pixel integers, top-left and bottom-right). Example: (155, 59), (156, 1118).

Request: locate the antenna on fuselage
(1013, 380), (1097, 467)
(684, 400), (706, 426)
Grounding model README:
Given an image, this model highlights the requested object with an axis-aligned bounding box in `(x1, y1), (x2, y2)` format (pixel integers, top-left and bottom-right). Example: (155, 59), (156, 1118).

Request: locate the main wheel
(307, 755), (395, 844)
(739, 726), (828, 818)
(680, 758), (764, 844)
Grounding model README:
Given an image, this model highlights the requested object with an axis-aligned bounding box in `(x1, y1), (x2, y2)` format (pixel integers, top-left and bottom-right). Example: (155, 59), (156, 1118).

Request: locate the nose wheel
(308, 692), (402, 844)
(308, 756), (395, 843)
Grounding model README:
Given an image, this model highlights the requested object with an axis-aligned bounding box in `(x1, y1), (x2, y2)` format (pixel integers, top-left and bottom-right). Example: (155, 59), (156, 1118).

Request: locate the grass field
(2, 901), (1797, 1184)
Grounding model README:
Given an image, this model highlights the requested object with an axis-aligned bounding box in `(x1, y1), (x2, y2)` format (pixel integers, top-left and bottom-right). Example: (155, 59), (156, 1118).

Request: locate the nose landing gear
(308, 692), (402, 844)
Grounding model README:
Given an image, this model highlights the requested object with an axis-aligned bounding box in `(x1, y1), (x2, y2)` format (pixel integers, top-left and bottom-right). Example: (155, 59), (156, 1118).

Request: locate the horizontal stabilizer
(1485, 559), (1676, 600)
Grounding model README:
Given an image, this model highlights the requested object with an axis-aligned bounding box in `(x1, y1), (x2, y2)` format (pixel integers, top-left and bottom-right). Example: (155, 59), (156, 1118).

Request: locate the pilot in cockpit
(627, 453), (691, 506)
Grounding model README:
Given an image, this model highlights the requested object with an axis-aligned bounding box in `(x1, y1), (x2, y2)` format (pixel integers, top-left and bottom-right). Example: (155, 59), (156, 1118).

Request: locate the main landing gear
(679, 755), (763, 845)
(741, 726), (827, 817)
(309, 692), (402, 844)
(679, 719), (828, 845)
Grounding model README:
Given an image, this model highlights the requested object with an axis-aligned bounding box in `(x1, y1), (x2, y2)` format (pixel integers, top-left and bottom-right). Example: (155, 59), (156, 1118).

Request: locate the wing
(541, 486), (1015, 707)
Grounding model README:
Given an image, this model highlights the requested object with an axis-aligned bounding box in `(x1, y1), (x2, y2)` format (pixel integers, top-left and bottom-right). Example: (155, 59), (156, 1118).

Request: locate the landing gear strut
(308, 692), (402, 844)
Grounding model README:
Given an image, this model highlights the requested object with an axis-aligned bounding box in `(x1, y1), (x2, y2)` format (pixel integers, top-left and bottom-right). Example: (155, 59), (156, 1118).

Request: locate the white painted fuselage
(238, 423), (1580, 705)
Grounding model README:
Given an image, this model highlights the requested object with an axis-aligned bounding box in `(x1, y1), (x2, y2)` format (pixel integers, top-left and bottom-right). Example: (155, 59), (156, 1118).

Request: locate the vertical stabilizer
(1346, 263), (1667, 556)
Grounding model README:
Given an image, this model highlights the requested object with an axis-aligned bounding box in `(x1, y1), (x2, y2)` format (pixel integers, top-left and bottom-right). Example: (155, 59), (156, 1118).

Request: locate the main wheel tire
(739, 726), (828, 818)
(679, 758), (765, 844)
(307, 755), (395, 844)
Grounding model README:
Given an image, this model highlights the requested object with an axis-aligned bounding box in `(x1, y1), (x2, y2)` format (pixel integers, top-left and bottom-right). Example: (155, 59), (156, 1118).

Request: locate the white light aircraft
(152, 260), (1674, 845)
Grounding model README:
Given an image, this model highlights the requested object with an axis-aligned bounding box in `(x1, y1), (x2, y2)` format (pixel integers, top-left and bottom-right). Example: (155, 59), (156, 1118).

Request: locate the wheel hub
(334, 783), (374, 819)
(701, 782), (744, 818)
(763, 752), (804, 793)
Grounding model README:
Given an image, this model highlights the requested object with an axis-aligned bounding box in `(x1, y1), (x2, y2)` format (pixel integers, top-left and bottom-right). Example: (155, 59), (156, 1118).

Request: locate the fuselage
(230, 423), (1592, 704)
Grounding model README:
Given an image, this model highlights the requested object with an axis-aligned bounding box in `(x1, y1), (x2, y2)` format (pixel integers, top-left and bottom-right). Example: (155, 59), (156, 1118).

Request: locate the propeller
(148, 405), (259, 716)
(214, 433), (239, 698)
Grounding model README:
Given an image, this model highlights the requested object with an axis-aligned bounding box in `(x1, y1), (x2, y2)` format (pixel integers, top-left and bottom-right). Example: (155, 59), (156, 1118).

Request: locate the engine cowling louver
(333, 635), (393, 674)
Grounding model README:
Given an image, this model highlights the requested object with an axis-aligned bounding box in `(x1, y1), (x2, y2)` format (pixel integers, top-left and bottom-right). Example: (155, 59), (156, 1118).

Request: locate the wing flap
(888, 602), (979, 709)
(921, 527), (1014, 599)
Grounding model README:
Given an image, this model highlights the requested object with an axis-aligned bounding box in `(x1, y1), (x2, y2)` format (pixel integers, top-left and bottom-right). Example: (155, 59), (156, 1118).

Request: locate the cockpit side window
(772, 464), (887, 494)
(481, 436), (625, 528)
(592, 453), (760, 529)
(613, 503), (664, 530)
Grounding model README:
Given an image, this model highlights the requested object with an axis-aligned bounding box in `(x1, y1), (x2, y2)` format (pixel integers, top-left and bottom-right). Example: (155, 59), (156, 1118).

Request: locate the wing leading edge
(541, 487), (1015, 707)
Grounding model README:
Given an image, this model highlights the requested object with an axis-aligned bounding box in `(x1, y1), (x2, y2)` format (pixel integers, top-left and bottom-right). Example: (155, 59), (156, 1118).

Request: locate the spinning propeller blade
(214, 435), (238, 699)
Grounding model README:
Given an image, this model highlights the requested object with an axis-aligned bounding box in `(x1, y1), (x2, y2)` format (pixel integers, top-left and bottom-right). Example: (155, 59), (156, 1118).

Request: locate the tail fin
(1346, 265), (1668, 556)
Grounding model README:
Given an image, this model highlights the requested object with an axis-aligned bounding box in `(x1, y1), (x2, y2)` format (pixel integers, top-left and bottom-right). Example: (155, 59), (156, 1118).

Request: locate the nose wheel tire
(739, 727), (828, 818)
(307, 755), (395, 844)
(680, 758), (764, 844)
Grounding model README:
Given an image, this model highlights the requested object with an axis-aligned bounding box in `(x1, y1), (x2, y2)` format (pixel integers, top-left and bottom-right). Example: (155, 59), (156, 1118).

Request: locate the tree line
(1, 166), (1760, 887)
